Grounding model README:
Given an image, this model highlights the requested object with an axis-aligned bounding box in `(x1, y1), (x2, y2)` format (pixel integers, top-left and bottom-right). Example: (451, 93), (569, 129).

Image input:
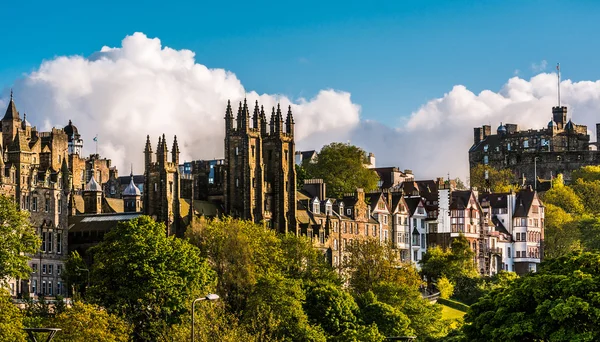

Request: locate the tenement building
(469, 105), (600, 186)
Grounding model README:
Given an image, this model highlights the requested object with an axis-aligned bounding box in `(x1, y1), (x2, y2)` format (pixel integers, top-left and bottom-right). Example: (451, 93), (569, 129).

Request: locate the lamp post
(191, 294), (219, 342)
(534, 156), (539, 191)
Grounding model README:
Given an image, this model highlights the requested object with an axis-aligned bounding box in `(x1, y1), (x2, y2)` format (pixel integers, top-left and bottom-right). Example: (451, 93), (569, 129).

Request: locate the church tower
(143, 135), (181, 236)
(2, 90), (20, 152)
(224, 100), (296, 234)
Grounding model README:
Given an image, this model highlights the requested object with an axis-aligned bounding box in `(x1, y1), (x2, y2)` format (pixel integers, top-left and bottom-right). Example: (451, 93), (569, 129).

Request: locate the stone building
(2, 93), (71, 298)
(224, 100), (297, 234)
(143, 134), (182, 236)
(470, 106), (600, 186)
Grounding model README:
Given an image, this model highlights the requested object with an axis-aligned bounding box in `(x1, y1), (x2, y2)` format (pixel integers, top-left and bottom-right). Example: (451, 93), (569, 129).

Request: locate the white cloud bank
(4, 32), (600, 182)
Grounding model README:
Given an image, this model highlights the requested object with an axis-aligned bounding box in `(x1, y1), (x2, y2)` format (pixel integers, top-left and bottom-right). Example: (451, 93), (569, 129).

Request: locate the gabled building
(405, 196), (428, 265)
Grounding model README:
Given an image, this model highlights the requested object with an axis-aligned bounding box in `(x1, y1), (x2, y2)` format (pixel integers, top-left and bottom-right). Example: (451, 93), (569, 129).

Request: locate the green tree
(571, 179), (600, 215)
(361, 300), (413, 338)
(304, 143), (379, 198)
(571, 165), (600, 183)
(437, 276), (454, 299)
(420, 235), (477, 286)
(242, 274), (326, 341)
(0, 290), (26, 342)
(88, 216), (214, 341)
(543, 203), (581, 258)
(278, 234), (339, 285)
(50, 302), (131, 342)
(296, 164), (308, 189)
(62, 251), (88, 297)
(304, 283), (360, 337)
(542, 181), (585, 214)
(578, 216), (600, 252)
(463, 251), (600, 341)
(469, 165), (518, 193)
(0, 195), (40, 282)
(330, 323), (385, 342)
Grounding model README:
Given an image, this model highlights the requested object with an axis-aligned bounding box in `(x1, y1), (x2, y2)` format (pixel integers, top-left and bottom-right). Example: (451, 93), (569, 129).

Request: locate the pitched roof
(3, 94), (19, 121)
(118, 175), (144, 185)
(68, 212), (143, 233)
(9, 130), (30, 152)
(479, 193), (509, 209)
(513, 190), (536, 217)
(449, 190), (473, 210)
(491, 215), (510, 236)
(104, 198), (124, 213)
(404, 197), (422, 216)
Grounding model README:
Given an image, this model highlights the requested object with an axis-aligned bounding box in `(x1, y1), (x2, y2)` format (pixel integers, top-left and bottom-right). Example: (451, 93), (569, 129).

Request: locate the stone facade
(470, 106), (600, 185)
(143, 135), (182, 236)
(224, 100), (297, 234)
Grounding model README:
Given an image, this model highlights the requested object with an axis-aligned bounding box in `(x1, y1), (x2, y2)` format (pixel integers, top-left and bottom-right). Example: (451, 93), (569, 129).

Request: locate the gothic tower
(224, 99), (297, 234)
(143, 134), (181, 236)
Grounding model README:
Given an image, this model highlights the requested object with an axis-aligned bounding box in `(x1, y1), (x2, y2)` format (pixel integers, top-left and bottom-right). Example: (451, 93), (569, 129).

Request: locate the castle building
(470, 106), (600, 186)
(224, 100), (297, 234)
(143, 134), (182, 236)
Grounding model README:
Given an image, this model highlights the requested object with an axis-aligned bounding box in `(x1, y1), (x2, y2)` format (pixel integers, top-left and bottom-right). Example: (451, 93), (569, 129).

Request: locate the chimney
(596, 123), (600, 145)
(482, 125), (491, 139)
(474, 127), (483, 144)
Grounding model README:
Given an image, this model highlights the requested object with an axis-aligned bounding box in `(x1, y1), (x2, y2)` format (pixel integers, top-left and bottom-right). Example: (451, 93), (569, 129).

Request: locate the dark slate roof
(367, 193), (383, 211)
(68, 212), (143, 233)
(3, 96), (19, 121)
(404, 197), (422, 216)
(416, 180), (437, 200)
(491, 216), (510, 236)
(479, 193), (509, 209)
(118, 175), (145, 185)
(63, 120), (79, 142)
(301, 150), (317, 160)
(449, 191), (473, 210)
(373, 167), (400, 189)
(469, 134), (502, 153)
(513, 190), (536, 217)
(390, 192), (404, 212)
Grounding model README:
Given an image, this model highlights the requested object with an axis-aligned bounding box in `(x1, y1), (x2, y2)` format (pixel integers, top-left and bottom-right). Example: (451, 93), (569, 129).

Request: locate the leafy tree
(296, 164), (308, 189)
(304, 143), (379, 198)
(88, 216), (214, 341)
(304, 283), (360, 336)
(469, 165), (518, 193)
(578, 216), (600, 252)
(437, 276), (454, 299)
(62, 251), (88, 297)
(571, 179), (600, 215)
(543, 203), (581, 258)
(571, 165), (600, 183)
(344, 239), (421, 294)
(454, 178), (467, 190)
(278, 234), (339, 285)
(542, 181), (585, 214)
(242, 274), (326, 341)
(361, 299), (412, 338)
(420, 235), (477, 287)
(0, 290), (26, 342)
(50, 302), (131, 342)
(463, 251), (600, 341)
(186, 216), (282, 313)
(330, 323), (385, 342)
(0, 195), (40, 283)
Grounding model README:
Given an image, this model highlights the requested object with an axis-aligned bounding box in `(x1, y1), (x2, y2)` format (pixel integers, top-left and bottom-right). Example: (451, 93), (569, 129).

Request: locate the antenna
(557, 63), (561, 107)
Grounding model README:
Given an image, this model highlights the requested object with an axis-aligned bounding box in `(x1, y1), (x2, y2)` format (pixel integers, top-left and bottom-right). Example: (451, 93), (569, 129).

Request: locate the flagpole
(94, 135), (98, 156)
(557, 63), (561, 107)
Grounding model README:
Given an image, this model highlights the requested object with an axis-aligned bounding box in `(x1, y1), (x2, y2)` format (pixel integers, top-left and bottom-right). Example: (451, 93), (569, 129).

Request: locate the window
(42, 232), (47, 252)
(334, 239), (338, 250)
(32, 197), (37, 211)
(45, 198), (49, 212)
(110, 185), (116, 195)
(523, 140), (529, 148)
(507, 143), (511, 151)
(10, 283), (14, 295)
(343, 239), (347, 248)
(57, 265), (62, 275)
(383, 215), (388, 225)
(32, 280), (37, 294)
(48, 281), (53, 296)
(421, 234), (426, 248)
(57, 282), (62, 296)
(483, 155), (489, 165)
(343, 223), (347, 233)
(236, 178), (239, 188)
(48, 232), (53, 253)
(384, 230), (388, 241)
(42, 264), (47, 274)
(365, 225), (369, 236)
(346, 208), (351, 216)
(58, 199), (62, 214)
(235, 146), (239, 156)
(326, 203), (332, 216)
(333, 256), (338, 266)
(507, 247), (511, 258)
(32, 263), (38, 273)
(313, 199), (320, 214)
(48, 265), (53, 275)
(414, 250), (418, 261)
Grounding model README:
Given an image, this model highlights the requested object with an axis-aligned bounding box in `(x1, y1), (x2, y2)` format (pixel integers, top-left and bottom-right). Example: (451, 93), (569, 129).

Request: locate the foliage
(50, 302), (131, 342)
(242, 274), (326, 341)
(0, 290), (26, 342)
(344, 239), (421, 294)
(304, 283), (360, 336)
(469, 165), (518, 193)
(454, 178), (467, 190)
(437, 276), (454, 299)
(0, 195), (40, 283)
(571, 165), (600, 183)
(571, 179), (600, 215)
(88, 216), (214, 341)
(463, 251), (600, 341)
(296, 164), (308, 189)
(542, 183), (585, 214)
(437, 298), (469, 313)
(329, 323), (385, 342)
(420, 235), (478, 287)
(304, 142), (379, 198)
(62, 251), (88, 297)
(578, 216), (600, 252)
(543, 203), (581, 258)
(360, 297), (413, 337)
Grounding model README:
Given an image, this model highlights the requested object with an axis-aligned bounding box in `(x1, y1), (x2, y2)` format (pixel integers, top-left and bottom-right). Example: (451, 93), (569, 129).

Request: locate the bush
(437, 276), (454, 299)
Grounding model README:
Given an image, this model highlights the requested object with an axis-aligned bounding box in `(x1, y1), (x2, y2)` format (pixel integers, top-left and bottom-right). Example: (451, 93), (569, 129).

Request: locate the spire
(3, 89), (19, 121)
(260, 105), (267, 136)
(237, 101), (243, 130)
(270, 106), (276, 134)
(61, 155), (71, 190)
(172, 135), (180, 165)
(225, 99), (234, 131)
(285, 105), (294, 135)
(275, 103), (284, 134)
(252, 100), (260, 129)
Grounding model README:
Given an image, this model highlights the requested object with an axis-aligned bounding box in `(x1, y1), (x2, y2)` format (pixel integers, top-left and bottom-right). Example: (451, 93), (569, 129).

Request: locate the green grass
(441, 303), (466, 320)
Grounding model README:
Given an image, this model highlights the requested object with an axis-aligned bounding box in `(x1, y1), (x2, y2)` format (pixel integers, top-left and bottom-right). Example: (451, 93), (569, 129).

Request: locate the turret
(552, 106), (567, 130)
(60, 156), (71, 191)
(236, 101), (243, 131)
(123, 170), (142, 212)
(275, 104), (284, 134)
(285, 105), (294, 136)
(2, 90), (21, 150)
(157, 134), (168, 165)
(172, 136), (180, 165)
(83, 173), (103, 214)
(241, 98), (250, 131)
(260, 105), (267, 136)
(252, 100), (260, 130)
(270, 106), (276, 135)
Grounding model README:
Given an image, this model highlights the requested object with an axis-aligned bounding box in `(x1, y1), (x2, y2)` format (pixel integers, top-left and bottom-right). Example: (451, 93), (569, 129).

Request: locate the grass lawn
(441, 303), (466, 320)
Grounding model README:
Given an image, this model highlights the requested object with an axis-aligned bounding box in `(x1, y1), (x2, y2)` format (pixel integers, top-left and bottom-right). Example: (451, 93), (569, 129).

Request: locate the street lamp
(191, 294), (219, 342)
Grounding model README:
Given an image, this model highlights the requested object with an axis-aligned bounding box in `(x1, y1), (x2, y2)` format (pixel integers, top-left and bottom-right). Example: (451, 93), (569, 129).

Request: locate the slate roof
(3, 95), (19, 121)
(118, 175), (145, 185)
(68, 212), (143, 233)
(513, 190), (536, 217)
(479, 193), (509, 209)
(404, 197), (422, 216)
(449, 191), (473, 210)
(469, 134), (502, 153)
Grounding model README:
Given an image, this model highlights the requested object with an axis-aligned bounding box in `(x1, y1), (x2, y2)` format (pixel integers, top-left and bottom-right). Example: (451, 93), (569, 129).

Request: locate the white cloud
(531, 60), (548, 72)
(4, 33), (600, 185)
(8, 32), (360, 174)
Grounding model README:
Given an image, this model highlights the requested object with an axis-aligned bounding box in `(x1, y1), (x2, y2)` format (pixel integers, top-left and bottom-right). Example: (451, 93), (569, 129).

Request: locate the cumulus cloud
(8, 32), (360, 174)
(4, 32), (600, 185)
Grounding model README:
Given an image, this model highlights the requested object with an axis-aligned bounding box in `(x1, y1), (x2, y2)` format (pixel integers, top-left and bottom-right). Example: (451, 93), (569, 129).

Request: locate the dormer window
(339, 203), (344, 215)
(483, 144), (489, 152)
(325, 201), (332, 216)
(312, 198), (320, 214)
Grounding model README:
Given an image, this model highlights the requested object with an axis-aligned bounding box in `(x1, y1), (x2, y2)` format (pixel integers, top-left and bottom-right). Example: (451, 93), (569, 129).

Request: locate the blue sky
(2, 0), (600, 125)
